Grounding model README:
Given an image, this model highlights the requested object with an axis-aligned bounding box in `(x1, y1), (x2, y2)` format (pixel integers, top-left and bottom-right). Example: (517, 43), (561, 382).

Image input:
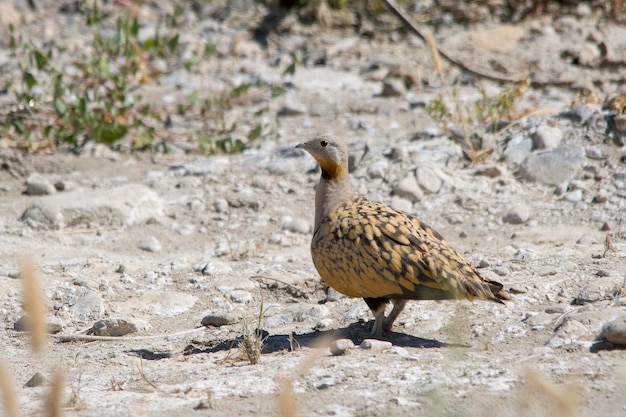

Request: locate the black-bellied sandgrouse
(296, 135), (510, 338)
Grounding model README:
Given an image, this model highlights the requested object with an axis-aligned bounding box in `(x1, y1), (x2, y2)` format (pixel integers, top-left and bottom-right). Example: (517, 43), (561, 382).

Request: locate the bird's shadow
(180, 321), (469, 358)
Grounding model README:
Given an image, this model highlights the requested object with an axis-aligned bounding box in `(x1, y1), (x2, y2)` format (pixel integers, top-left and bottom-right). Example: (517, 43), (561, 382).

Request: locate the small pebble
(330, 338), (355, 356)
(532, 125), (563, 150)
(201, 313), (238, 327)
(24, 372), (47, 388)
(601, 316), (626, 344)
(502, 204), (530, 224)
(230, 290), (253, 303)
(392, 174), (423, 203)
(138, 236), (162, 252)
(360, 339), (392, 350)
(367, 160), (388, 179)
(415, 166), (442, 194)
(26, 173), (56, 195)
(563, 189), (583, 203)
(283, 218), (310, 234)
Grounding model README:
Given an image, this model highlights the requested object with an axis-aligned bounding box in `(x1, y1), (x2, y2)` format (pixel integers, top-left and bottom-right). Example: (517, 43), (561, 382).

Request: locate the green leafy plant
(3, 1), (188, 149)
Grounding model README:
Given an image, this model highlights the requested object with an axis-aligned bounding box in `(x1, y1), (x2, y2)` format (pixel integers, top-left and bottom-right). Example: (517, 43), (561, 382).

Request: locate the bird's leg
(363, 297), (389, 338)
(383, 299), (407, 332)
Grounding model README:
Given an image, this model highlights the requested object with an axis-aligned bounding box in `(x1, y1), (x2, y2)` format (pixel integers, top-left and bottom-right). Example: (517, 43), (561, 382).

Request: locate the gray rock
(390, 196), (413, 213)
(563, 189), (583, 203)
(277, 101), (307, 116)
(19, 204), (64, 230)
(213, 198), (229, 213)
(195, 260), (233, 276)
(601, 315), (626, 345)
(20, 184), (163, 229)
(138, 236), (162, 253)
(14, 315), (63, 334)
(502, 204), (530, 224)
(367, 160), (388, 179)
(330, 339), (355, 356)
(415, 166), (442, 194)
(532, 125), (563, 150)
(71, 291), (105, 321)
(230, 290), (253, 303)
(89, 318), (151, 336)
(292, 305), (329, 322)
(518, 144), (585, 186)
(291, 67), (365, 92)
(283, 218), (310, 234)
(201, 313), (238, 327)
(574, 275), (624, 304)
(503, 136), (533, 165)
(26, 173), (56, 195)
(24, 372), (47, 388)
(380, 78), (406, 97)
(392, 174), (424, 203)
(559, 105), (595, 125)
(360, 339), (392, 350)
(171, 157), (230, 176)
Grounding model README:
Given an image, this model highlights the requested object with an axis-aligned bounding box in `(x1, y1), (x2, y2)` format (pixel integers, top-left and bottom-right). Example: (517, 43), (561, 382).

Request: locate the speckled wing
(311, 196), (506, 302)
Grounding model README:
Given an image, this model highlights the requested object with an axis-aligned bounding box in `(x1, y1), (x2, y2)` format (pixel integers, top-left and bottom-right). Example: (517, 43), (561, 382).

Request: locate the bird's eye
(320, 140), (329, 147)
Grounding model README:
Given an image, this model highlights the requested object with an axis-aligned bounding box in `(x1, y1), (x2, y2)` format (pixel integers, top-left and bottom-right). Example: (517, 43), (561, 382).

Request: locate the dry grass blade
(46, 368), (64, 417)
(425, 31), (442, 75)
(0, 360), (23, 417)
(277, 334), (331, 417)
(20, 258), (47, 353)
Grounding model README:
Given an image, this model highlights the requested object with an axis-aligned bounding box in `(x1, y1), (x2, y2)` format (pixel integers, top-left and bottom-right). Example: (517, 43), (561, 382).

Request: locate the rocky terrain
(1, 1), (626, 416)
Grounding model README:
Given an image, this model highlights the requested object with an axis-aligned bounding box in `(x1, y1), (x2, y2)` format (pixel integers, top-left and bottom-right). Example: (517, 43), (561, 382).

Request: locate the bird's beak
(295, 142), (306, 149)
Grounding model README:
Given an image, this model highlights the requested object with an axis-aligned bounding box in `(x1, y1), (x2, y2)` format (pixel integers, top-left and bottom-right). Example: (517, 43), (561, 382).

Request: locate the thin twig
(381, 0), (588, 87)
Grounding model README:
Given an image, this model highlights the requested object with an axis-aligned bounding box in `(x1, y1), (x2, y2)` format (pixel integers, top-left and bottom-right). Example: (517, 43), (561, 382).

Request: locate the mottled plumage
(296, 135), (510, 338)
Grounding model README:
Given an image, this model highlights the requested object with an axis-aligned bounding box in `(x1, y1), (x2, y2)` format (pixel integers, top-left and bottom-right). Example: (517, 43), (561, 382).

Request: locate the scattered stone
(367, 160), (388, 179)
(380, 78), (406, 97)
(195, 260), (233, 276)
(138, 236), (162, 252)
(559, 105), (595, 124)
(230, 290), (253, 303)
(25, 173), (56, 195)
(278, 99), (307, 116)
(415, 166), (442, 194)
(330, 338), (355, 356)
(53, 180), (77, 192)
(390, 196), (413, 213)
(600, 222), (610, 231)
(20, 184), (164, 229)
(392, 174), (423, 203)
(563, 189), (583, 203)
(532, 125), (563, 150)
(503, 136), (533, 165)
(547, 318), (589, 348)
(474, 166), (502, 178)
(313, 319), (333, 330)
(360, 339), (392, 350)
(601, 315), (626, 345)
(201, 313), (238, 327)
(172, 157), (230, 176)
(14, 315), (63, 334)
(88, 318), (151, 336)
(518, 144), (585, 186)
(502, 204), (530, 224)
(213, 198), (229, 213)
(24, 372), (47, 388)
(71, 291), (105, 321)
(574, 275), (624, 304)
(283, 217), (310, 234)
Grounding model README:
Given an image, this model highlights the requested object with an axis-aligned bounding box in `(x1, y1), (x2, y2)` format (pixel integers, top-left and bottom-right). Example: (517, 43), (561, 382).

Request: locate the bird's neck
(314, 173), (356, 230)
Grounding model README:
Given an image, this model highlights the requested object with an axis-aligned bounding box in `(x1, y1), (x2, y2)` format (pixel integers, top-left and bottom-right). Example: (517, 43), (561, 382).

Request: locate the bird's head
(296, 135), (349, 181)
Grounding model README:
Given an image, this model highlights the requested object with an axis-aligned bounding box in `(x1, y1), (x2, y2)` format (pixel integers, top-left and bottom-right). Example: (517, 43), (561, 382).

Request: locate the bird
(296, 135), (510, 338)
